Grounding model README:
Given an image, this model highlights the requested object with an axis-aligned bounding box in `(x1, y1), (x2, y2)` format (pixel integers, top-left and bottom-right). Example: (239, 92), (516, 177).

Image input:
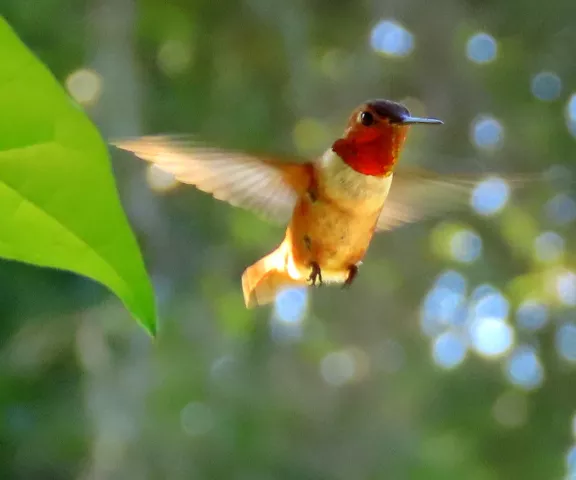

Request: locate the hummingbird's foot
(307, 262), (323, 287)
(342, 265), (358, 289)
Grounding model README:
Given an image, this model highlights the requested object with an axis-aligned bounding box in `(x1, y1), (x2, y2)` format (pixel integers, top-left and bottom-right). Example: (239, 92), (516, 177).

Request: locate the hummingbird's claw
(308, 262), (323, 286)
(342, 265), (358, 289)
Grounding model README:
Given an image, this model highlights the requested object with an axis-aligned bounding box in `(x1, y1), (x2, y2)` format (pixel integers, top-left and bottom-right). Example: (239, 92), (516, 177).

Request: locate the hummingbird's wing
(111, 135), (311, 225)
(375, 168), (537, 231)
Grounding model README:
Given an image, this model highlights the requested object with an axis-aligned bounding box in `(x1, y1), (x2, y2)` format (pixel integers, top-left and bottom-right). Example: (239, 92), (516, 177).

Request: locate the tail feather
(242, 246), (304, 308)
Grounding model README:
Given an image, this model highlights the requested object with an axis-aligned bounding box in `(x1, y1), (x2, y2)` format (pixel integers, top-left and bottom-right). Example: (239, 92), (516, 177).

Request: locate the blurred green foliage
(2, 0), (576, 479)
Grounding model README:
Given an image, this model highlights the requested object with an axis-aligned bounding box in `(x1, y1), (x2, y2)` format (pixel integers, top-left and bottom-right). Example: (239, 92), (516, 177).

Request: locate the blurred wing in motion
(376, 167), (540, 231)
(111, 135), (312, 225)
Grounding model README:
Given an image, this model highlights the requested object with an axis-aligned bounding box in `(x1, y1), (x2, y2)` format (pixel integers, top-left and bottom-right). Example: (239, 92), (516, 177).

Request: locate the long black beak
(398, 116), (443, 125)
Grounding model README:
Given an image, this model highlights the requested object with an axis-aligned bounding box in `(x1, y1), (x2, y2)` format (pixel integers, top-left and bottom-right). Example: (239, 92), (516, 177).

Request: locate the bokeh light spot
(181, 402), (214, 437)
(271, 287), (307, 343)
(469, 317), (514, 358)
(450, 229), (482, 263)
(492, 391), (528, 428)
(516, 300), (549, 331)
(319, 49), (349, 81)
(466, 33), (497, 64)
(545, 193), (576, 225)
(566, 444), (576, 473)
(471, 115), (504, 150)
(471, 177), (510, 216)
(435, 270), (467, 294)
(470, 284), (500, 302)
(545, 165), (573, 190)
(556, 323), (576, 363)
(157, 38), (193, 76)
(531, 71), (562, 101)
(472, 292), (510, 320)
(505, 346), (544, 390)
(421, 270), (469, 336)
(432, 332), (467, 369)
(66, 68), (102, 106)
(566, 94), (576, 138)
(468, 290), (513, 358)
(320, 350), (356, 386)
(534, 231), (565, 263)
(421, 287), (466, 336)
(370, 19), (414, 57)
(210, 355), (236, 385)
(292, 118), (331, 156)
(274, 287), (308, 324)
(556, 271), (576, 306)
(568, 94), (576, 121)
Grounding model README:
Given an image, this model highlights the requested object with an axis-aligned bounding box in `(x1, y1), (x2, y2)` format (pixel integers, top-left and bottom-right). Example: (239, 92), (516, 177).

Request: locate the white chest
(316, 149), (393, 211)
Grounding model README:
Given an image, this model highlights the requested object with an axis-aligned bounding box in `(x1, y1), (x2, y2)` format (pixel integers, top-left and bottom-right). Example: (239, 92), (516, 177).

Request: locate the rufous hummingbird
(112, 99), (516, 308)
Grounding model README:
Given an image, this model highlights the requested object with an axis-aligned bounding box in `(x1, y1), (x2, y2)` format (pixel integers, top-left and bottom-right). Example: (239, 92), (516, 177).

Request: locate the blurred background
(3, 0), (576, 478)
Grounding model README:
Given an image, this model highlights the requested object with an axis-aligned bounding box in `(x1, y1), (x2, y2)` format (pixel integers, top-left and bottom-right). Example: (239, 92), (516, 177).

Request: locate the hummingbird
(112, 99), (517, 308)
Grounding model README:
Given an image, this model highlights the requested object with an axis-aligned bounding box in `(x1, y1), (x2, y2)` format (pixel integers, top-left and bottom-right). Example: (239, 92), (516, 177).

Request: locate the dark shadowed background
(2, 0), (576, 479)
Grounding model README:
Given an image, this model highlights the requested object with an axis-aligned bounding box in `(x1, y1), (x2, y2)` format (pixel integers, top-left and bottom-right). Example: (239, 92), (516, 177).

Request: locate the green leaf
(0, 17), (158, 336)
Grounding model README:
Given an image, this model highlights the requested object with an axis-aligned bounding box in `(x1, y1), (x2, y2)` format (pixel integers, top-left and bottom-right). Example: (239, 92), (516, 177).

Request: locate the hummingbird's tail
(241, 244), (304, 308)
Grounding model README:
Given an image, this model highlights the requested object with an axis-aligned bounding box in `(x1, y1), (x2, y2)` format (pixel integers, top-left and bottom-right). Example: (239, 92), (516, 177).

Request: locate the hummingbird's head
(332, 99), (443, 176)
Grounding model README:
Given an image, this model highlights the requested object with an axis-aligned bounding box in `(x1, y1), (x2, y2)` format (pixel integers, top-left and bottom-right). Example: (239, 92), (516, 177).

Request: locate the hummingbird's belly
(311, 209), (377, 267)
(288, 201), (381, 283)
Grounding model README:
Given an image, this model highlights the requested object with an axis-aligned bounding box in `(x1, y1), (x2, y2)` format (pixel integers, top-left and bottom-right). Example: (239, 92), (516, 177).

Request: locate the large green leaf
(0, 17), (157, 336)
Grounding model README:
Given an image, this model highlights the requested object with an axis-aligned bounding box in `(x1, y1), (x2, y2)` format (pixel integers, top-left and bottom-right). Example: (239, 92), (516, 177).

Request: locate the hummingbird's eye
(359, 111), (375, 126)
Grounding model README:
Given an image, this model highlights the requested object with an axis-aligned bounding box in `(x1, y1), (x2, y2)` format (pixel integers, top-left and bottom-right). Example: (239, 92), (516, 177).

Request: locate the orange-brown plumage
(111, 98), (524, 308)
